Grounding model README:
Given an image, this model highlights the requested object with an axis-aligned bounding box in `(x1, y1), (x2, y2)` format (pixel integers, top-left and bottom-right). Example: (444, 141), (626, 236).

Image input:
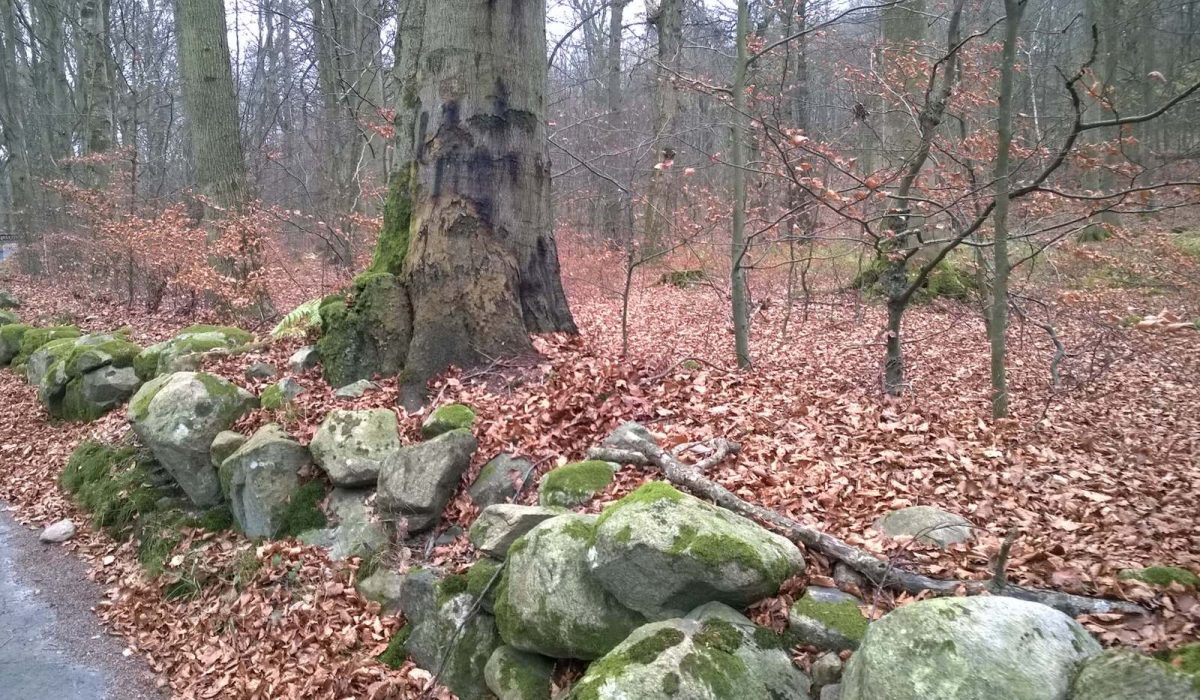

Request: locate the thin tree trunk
(730, 0), (751, 369)
(989, 0), (1025, 419)
(597, 0), (627, 243)
(80, 0), (114, 185)
(642, 0), (682, 256)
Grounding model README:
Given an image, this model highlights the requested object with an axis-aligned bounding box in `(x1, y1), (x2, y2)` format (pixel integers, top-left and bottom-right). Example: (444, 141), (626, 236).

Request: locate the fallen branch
(588, 436), (1145, 617)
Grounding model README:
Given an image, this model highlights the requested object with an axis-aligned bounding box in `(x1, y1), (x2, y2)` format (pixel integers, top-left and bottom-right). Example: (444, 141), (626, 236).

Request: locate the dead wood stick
(588, 436), (1144, 618)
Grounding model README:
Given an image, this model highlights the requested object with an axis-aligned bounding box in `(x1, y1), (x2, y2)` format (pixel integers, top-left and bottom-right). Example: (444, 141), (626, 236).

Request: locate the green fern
(271, 298), (324, 338)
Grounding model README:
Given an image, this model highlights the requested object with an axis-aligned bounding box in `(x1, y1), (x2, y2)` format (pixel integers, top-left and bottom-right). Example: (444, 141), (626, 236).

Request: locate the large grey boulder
(567, 602), (811, 700)
(1071, 650), (1200, 700)
(469, 453), (535, 507)
(485, 645), (554, 700)
(78, 365), (141, 411)
(469, 504), (563, 559)
(134, 325), (253, 380)
(308, 409), (399, 487)
(588, 482), (805, 619)
(29, 333), (142, 421)
(299, 488), (387, 560)
(128, 372), (255, 507)
(788, 587), (869, 651)
(377, 429), (476, 532)
(840, 596), (1101, 700)
(406, 590), (501, 700)
(223, 424), (310, 537)
(210, 431), (246, 468)
(289, 345), (321, 373)
(356, 569), (404, 615)
(495, 514), (645, 660)
(875, 505), (973, 548)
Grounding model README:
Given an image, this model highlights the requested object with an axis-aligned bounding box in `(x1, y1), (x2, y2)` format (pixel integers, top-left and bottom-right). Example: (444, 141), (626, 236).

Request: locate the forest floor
(0, 225), (1198, 698)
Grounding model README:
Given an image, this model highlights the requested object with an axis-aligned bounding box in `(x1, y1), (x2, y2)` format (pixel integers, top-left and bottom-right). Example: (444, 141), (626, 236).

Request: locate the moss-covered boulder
(567, 602), (811, 700)
(134, 325), (253, 380)
(0, 290), (19, 309)
(1118, 565), (1200, 589)
(222, 424), (311, 537)
(356, 569), (404, 614)
(470, 504), (563, 559)
(309, 409), (400, 487)
(840, 596), (1101, 700)
(0, 309), (18, 325)
(470, 453), (536, 507)
(12, 325), (81, 367)
(259, 377), (304, 410)
(495, 514), (645, 660)
(485, 645), (555, 700)
(0, 323), (30, 364)
(875, 505), (973, 548)
(317, 273), (410, 387)
(788, 586), (869, 651)
(29, 333), (142, 421)
(405, 588), (502, 700)
(538, 460), (617, 508)
(421, 403), (476, 438)
(128, 372), (256, 507)
(1160, 644), (1200, 686)
(587, 482), (805, 620)
(377, 428), (476, 532)
(1071, 650), (1200, 700)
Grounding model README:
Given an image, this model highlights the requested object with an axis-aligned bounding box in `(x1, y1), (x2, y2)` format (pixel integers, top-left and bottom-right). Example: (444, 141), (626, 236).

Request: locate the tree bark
(174, 0), (249, 212)
(79, 0), (114, 185)
(641, 0), (682, 256)
(399, 0), (576, 386)
(730, 0), (752, 368)
(597, 0), (628, 243)
(989, 0), (1025, 418)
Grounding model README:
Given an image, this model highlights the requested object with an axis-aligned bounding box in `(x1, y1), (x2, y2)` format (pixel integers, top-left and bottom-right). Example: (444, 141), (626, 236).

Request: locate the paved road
(0, 507), (163, 700)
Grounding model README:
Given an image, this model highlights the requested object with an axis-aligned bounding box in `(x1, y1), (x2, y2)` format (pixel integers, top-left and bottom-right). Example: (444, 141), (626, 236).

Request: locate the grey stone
(288, 345), (321, 373)
(39, 520), (75, 543)
(568, 601), (811, 700)
(78, 365), (141, 409)
(128, 372), (255, 507)
(820, 684), (842, 700)
(840, 596), (1102, 700)
(406, 593), (501, 700)
(485, 645), (553, 700)
(356, 570), (404, 615)
(224, 424), (310, 537)
(588, 481), (805, 620)
(833, 563), (866, 590)
(602, 420), (656, 447)
(811, 652), (843, 689)
(334, 379), (378, 398)
(0, 290), (19, 308)
(377, 429), (476, 532)
(300, 488), (387, 560)
(210, 430), (246, 469)
(537, 460), (617, 508)
(400, 567), (440, 621)
(875, 505), (974, 548)
(469, 504), (563, 559)
(135, 326), (252, 380)
(244, 362), (278, 380)
(309, 409), (399, 487)
(494, 514), (644, 660)
(788, 587), (869, 651)
(469, 453), (535, 507)
(1071, 650), (1200, 700)
(435, 525), (463, 546)
(420, 403), (476, 438)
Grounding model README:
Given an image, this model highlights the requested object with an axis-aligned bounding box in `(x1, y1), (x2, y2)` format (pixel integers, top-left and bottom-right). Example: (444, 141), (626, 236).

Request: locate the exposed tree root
(588, 435), (1146, 618)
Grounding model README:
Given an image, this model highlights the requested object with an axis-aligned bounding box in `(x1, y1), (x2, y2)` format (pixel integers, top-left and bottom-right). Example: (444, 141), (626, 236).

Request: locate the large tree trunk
(79, 0), (114, 185)
(174, 0), (249, 212)
(391, 0), (575, 391)
(0, 0), (38, 273)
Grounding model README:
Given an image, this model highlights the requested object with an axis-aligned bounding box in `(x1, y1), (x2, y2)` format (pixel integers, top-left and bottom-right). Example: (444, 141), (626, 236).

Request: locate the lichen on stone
(538, 461), (616, 508)
(790, 589), (869, 643)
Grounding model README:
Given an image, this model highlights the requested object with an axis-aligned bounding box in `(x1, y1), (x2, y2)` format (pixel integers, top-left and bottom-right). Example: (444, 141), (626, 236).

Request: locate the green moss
(693, 619), (741, 654)
(1119, 565), (1200, 589)
(661, 672), (681, 695)
(128, 373), (170, 422)
(1176, 231), (1200, 260)
(260, 383), (286, 410)
(465, 559), (502, 599)
(369, 167), (414, 275)
(14, 325), (81, 366)
(1156, 643), (1200, 691)
(752, 627), (792, 651)
(668, 525), (792, 584)
(378, 624), (412, 669)
(62, 337), (141, 375)
(538, 461), (616, 508)
(572, 628), (687, 699)
(790, 590), (869, 643)
(61, 441), (158, 534)
(0, 323), (31, 364)
(317, 272), (409, 387)
(494, 647), (553, 700)
(435, 573), (470, 608)
(594, 481), (685, 531)
(136, 508), (190, 577)
(421, 403), (477, 438)
(561, 517), (597, 542)
(914, 260), (979, 302)
(658, 269), (706, 288)
(276, 481), (328, 538)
